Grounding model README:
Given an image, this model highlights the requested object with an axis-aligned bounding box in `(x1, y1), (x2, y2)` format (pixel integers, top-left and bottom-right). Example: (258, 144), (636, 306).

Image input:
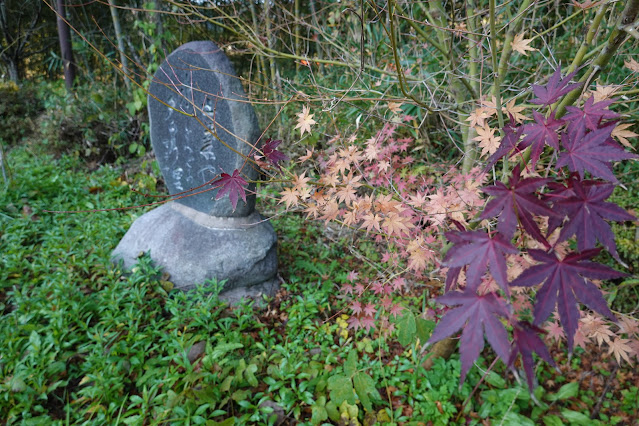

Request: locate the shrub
(0, 81), (43, 145)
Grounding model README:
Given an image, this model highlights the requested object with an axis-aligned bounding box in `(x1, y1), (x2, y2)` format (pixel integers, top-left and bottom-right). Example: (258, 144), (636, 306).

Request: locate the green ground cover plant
(1, 140), (638, 424)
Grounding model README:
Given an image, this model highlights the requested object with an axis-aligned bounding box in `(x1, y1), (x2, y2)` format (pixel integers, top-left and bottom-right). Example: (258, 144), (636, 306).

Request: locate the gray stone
(112, 41), (278, 302)
(112, 203), (278, 302)
(148, 40), (261, 217)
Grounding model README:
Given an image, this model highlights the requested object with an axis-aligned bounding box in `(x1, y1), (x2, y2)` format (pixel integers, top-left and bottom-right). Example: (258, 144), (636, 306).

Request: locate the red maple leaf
(563, 97), (620, 131)
(212, 169), (248, 211)
(520, 111), (564, 167)
(443, 230), (518, 294)
(508, 321), (555, 391)
(510, 248), (625, 350)
(549, 177), (635, 260)
(530, 68), (582, 106)
(480, 164), (554, 247)
(428, 291), (511, 383)
(556, 120), (636, 183)
(261, 138), (289, 170)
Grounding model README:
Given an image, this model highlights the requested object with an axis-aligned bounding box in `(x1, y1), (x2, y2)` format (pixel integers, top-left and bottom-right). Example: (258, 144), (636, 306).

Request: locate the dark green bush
(35, 80), (149, 163)
(0, 81), (43, 145)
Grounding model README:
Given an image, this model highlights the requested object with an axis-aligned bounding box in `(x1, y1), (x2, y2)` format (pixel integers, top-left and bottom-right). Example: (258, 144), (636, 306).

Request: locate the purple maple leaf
(443, 231), (518, 294)
(481, 164), (555, 247)
(520, 111), (564, 167)
(262, 138), (289, 170)
(485, 116), (525, 170)
(563, 97), (620, 131)
(556, 120), (636, 183)
(508, 321), (555, 391)
(550, 177), (635, 260)
(510, 248), (625, 350)
(428, 291), (511, 383)
(212, 169), (248, 211)
(530, 68), (582, 106)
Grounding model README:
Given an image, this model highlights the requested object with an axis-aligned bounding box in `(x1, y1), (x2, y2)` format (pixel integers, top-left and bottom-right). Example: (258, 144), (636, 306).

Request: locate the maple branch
(556, 0), (639, 117)
(461, 0), (482, 174)
(386, 0), (434, 113)
(565, 2), (610, 75)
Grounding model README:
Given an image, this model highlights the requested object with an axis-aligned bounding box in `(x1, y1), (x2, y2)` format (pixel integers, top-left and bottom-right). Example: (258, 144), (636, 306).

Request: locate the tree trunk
(107, 0), (129, 88)
(55, 0), (76, 91)
(6, 58), (19, 83)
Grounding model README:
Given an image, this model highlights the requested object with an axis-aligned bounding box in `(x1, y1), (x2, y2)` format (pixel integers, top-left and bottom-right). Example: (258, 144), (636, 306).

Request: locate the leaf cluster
(429, 70), (637, 391)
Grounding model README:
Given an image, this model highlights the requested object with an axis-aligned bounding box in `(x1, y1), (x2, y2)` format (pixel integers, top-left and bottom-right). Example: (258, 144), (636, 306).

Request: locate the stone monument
(112, 41), (279, 303)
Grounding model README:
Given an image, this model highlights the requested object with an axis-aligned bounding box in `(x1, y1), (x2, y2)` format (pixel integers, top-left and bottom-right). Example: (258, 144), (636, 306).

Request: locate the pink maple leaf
(360, 316), (376, 331)
(363, 303), (377, 317)
(389, 304), (404, 318)
(347, 316), (361, 331)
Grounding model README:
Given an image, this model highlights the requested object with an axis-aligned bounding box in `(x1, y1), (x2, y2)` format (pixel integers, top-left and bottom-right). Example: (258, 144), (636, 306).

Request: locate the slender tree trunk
(248, 0), (266, 93)
(55, 0), (76, 91)
(294, 0), (301, 73)
(107, 0), (129, 88)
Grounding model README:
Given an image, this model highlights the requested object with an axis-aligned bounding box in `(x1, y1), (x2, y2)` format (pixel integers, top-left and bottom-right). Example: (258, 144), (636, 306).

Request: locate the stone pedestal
(112, 203), (279, 303)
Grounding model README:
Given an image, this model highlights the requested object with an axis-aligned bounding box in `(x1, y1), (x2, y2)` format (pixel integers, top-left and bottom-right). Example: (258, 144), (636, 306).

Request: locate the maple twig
(386, 0), (434, 114)
(455, 355), (500, 422)
(590, 363), (619, 420)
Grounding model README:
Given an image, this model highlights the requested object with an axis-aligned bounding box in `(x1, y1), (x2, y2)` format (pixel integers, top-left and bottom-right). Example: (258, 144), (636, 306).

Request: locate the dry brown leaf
(503, 98), (528, 123)
(387, 102), (403, 114)
(612, 123), (638, 150)
(608, 337), (634, 365)
(511, 33), (537, 56)
(466, 107), (491, 128)
(589, 84), (619, 103)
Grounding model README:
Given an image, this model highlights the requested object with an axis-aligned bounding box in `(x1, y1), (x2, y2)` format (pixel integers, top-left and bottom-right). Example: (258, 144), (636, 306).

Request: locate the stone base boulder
(111, 202), (279, 303)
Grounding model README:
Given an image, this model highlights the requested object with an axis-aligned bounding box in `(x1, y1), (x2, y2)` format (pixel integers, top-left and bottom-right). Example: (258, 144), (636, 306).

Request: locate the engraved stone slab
(148, 40), (260, 217)
(112, 41), (278, 302)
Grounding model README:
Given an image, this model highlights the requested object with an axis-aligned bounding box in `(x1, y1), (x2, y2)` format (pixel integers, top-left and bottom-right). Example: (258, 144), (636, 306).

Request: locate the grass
(1, 146), (638, 425)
